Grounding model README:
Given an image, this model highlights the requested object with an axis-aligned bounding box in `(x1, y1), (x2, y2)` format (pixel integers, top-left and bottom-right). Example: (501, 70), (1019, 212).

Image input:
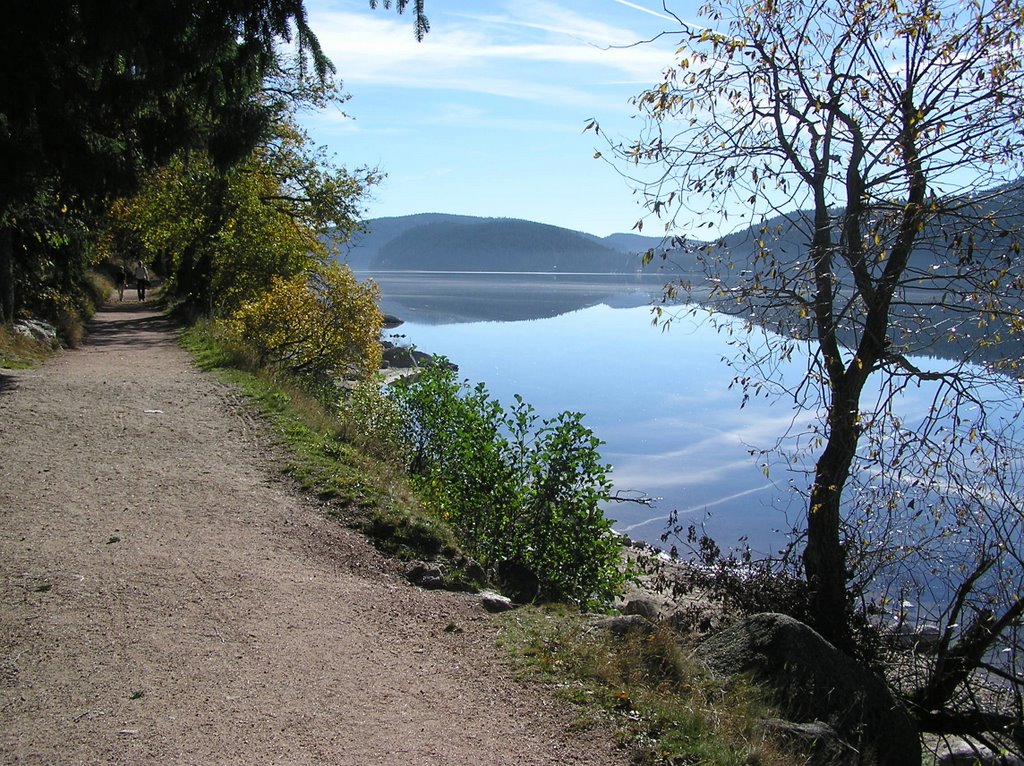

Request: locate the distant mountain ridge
(333, 213), (666, 272)
(328, 194), (1024, 363)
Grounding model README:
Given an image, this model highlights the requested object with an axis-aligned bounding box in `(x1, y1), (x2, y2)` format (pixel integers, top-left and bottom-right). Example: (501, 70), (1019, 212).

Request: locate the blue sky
(301, 0), (695, 237)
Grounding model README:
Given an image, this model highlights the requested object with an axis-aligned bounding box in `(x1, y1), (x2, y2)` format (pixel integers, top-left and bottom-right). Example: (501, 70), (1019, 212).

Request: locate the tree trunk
(803, 381), (861, 650)
(801, 176), (858, 649)
(0, 226), (13, 325)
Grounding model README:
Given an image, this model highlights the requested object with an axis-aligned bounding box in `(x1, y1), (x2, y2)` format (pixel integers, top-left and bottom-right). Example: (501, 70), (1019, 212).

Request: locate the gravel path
(0, 300), (629, 765)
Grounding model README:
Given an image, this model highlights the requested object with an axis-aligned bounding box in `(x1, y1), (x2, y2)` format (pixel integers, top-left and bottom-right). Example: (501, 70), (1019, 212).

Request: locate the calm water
(363, 270), (1014, 555)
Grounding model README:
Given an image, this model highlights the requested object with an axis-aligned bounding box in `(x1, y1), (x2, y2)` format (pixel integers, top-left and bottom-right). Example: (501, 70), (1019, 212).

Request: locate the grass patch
(180, 321), (471, 576)
(498, 606), (798, 766)
(0, 325), (54, 369)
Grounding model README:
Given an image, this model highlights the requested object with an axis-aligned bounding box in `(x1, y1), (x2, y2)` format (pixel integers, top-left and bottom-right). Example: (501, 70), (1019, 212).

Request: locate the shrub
(388, 362), (625, 608)
(335, 378), (408, 463)
(225, 262), (382, 388)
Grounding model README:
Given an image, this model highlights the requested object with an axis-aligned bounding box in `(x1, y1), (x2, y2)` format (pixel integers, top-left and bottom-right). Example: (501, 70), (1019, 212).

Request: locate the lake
(359, 270), (1015, 558)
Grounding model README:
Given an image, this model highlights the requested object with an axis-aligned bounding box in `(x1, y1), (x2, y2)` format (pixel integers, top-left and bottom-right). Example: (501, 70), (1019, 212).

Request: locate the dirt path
(0, 301), (629, 765)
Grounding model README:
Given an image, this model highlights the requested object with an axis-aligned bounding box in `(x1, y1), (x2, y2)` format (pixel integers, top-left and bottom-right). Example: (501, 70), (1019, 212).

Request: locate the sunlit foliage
(105, 86), (378, 317)
(227, 263), (383, 385)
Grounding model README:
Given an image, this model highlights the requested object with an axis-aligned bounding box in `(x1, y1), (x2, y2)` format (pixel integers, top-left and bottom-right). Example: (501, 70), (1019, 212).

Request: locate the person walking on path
(116, 265), (127, 301)
(133, 259), (150, 301)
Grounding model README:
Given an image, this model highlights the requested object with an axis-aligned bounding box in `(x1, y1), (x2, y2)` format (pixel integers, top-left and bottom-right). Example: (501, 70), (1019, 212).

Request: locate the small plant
(387, 362), (625, 608)
(335, 377), (408, 463)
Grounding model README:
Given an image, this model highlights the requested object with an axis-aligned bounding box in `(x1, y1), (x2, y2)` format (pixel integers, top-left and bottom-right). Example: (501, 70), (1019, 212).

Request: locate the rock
(380, 345), (459, 373)
(762, 718), (857, 764)
(935, 737), (1024, 766)
(437, 557), (484, 594)
(14, 319), (56, 342)
(382, 345), (434, 369)
(594, 614), (657, 637)
(406, 561), (445, 589)
(890, 621), (942, 652)
(695, 612), (920, 766)
(480, 592), (514, 613)
(456, 557), (485, 585)
(621, 598), (660, 620)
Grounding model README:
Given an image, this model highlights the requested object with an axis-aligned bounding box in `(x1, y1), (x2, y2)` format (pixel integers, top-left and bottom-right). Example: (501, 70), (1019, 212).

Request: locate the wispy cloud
(308, 0), (676, 107)
(463, 0), (651, 48)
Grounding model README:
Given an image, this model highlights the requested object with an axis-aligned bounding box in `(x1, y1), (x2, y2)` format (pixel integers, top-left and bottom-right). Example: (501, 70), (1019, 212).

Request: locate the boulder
(934, 737), (1023, 765)
(382, 345), (434, 369)
(480, 592), (514, 613)
(890, 621), (942, 652)
(762, 718), (858, 764)
(621, 598), (660, 621)
(14, 319), (56, 342)
(406, 561), (445, 589)
(695, 612), (920, 766)
(594, 614), (657, 637)
(380, 345), (459, 373)
(456, 556), (486, 585)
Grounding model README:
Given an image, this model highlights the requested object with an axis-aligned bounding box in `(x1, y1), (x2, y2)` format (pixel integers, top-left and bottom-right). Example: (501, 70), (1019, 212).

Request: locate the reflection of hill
(362, 272), (664, 325)
(660, 184), (1024, 367)
(339, 191), (1024, 364)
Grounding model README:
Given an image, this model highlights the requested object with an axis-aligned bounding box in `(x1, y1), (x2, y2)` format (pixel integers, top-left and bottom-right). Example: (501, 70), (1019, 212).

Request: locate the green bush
(387, 361), (624, 608)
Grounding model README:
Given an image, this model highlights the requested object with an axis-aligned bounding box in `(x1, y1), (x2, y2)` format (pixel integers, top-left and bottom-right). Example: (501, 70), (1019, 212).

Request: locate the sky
(300, 0), (696, 238)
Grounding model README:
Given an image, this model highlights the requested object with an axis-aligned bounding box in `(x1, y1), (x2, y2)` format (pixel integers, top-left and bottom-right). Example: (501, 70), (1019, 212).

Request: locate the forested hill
(334, 213), (664, 272)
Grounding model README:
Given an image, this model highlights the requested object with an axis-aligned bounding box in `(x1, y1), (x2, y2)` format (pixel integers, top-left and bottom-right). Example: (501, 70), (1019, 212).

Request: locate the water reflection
(364, 270), (665, 324)
(363, 270), (1018, 560)
(363, 271), (803, 552)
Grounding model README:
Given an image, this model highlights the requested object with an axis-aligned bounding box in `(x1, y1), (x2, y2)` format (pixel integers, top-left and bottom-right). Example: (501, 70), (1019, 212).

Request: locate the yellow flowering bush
(227, 263), (382, 384)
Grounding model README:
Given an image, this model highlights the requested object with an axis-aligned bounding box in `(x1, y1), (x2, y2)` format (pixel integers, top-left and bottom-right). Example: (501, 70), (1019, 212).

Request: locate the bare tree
(593, 0), (1024, 751)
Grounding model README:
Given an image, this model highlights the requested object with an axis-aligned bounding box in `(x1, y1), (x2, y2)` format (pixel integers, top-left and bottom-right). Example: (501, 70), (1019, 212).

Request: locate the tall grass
(500, 606), (802, 766)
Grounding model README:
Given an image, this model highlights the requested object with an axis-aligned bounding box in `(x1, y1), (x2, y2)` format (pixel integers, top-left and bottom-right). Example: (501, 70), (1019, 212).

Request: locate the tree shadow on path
(0, 372), (17, 394)
(85, 297), (183, 352)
